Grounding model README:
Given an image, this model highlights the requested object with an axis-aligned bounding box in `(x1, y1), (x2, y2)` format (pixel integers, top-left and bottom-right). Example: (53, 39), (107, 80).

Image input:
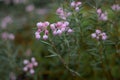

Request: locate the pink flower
(23, 60), (29, 65)
(96, 29), (101, 34)
(43, 35), (48, 40)
(71, 1), (82, 7)
(70, 1), (82, 11)
(50, 21), (73, 36)
(75, 7), (80, 12)
(35, 21), (50, 40)
(111, 4), (120, 11)
(1, 32), (8, 40)
(26, 4), (35, 12)
(57, 30), (62, 35)
(1, 32), (15, 40)
(23, 67), (28, 71)
(56, 7), (64, 14)
(29, 69), (34, 74)
(35, 31), (40, 35)
(50, 24), (55, 30)
(64, 21), (69, 26)
(23, 57), (38, 74)
(101, 32), (107, 40)
(61, 27), (66, 32)
(76, 2), (82, 6)
(31, 57), (36, 62)
(71, 1), (76, 7)
(35, 21), (73, 40)
(56, 7), (71, 20)
(45, 30), (49, 35)
(97, 9), (108, 21)
(28, 63), (33, 69)
(44, 21), (50, 26)
(68, 29), (73, 33)
(97, 9), (102, 14)
(91, 33), (96, 38)
(100, 13), (108, 21)
(8, 34), (15, 40)
(35, 34), (41, 40)
(91, 29), (107, 40)
(1, 16), (13, 29)
(53, 30), (57, 35)
(102, 35), (107, 40)
(37, 22), (43, 28)
(33, 62), (38, 67)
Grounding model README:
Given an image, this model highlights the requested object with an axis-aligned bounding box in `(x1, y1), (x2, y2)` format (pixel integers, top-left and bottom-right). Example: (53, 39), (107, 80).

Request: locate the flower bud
(23, 67), (28, 72)
(91, 33), (96, 38)
(30, 69), (34, 74)
(43, 35), (48, 40)
(57, 30), (62, 35)
(35, 34), (41, 40)
(23, 60), (29, 65)
(37, 22), (43, 28)
(68, 29), (73, 33)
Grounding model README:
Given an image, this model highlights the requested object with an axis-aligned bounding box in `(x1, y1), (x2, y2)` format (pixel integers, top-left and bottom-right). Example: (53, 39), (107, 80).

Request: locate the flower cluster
(1, 32), (15, 40)
(1, 16), (13, 29)
(26, 4), (35, 12)
(97, 9), (108, 21)
(50, 21), (73, 35)
(35, 21), (49, 40)
(56, 7), (71, 20)
(91, 29), (107, 40)
(70, 1), (82, 11)
(35, 21), (73, 40)
(23, 57), (38, 74)
(111, 4), (120, 11)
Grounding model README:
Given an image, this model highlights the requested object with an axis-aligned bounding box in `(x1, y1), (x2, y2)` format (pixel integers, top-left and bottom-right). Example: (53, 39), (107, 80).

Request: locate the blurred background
(0, 0), (64, 80)
(0, 0), (120, 80)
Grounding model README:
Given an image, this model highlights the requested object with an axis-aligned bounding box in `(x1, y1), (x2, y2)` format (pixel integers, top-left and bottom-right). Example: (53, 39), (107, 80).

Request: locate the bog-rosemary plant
(34, 0), (120, 80)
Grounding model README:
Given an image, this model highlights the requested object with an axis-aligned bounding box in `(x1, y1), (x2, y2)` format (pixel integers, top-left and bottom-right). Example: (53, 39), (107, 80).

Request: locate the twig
(48, 39), (86, 80)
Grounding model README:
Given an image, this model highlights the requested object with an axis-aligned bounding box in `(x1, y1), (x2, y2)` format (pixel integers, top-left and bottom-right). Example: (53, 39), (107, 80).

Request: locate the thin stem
(99, 41), (113, 80)
(114, 12), (120, 57)
(6, 41), (15, 69)
(103, 42), (114, 80)
(48, 39), (86, 80)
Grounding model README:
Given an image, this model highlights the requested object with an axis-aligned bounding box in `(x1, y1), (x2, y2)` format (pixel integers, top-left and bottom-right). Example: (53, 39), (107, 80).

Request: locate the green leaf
(45, 54), (58, 58)
(41, 40), (51, 46)
(48, 49), (57, 55)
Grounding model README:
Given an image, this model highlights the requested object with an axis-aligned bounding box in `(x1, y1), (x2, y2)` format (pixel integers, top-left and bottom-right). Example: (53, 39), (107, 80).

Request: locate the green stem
(114, 13), (120, 57)
(99, 41), (113, 80)
(103, 43), (114, 80)
(6, 41), (15, 69)
(48, 39), (86, 80)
